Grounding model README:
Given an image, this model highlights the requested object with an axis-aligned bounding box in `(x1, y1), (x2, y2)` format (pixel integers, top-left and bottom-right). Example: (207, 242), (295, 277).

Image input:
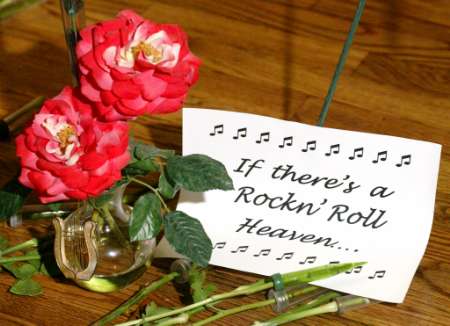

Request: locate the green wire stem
(317, 0), (366, 127)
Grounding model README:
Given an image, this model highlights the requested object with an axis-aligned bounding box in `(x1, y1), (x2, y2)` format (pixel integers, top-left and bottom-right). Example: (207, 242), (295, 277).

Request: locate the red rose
(16, 87), (130, 203)
(76, 10), (201, 121)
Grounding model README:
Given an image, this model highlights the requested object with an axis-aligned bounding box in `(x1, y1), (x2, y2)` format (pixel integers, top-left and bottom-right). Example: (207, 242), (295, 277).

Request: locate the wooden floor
(0, 0), (449, 325)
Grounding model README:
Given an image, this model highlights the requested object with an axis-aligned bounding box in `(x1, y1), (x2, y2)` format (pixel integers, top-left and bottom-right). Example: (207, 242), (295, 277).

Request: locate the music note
(256, 132), (270, 144)
(329, 261), (340, 264)
(213, 242), (226, 249)
(299, 256), (317, 265)
(209, 124), (224, 136)
(348, 147), (364, 160)
(368, 270), (386, 279)
(278, 136), (293, 148)
(301, 140), (317, 152)
(231, 245), (249, 253)
(345, 266), (363, 274)
(325, 144), (340, 156)
(276, 252), (294, 260)
(396, 154), (411, 167)
(232, 128), (247, 139)
(372, 150), (388, 164)
(253, 249), (271, 257)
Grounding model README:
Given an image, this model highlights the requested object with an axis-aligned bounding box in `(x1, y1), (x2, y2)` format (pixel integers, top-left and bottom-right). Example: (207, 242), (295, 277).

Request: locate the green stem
(0, 0), (42, 20)
(317, 0), (366, 126)
(0, 238), (38, 256)
(92, 272), (179, 326)
(100, 206), (131, 250)
(195, 298), (273, 326)
(193, 285), (320, 326)
(156, 313), (190, 326)
(116, 281), (273, 326)
(130, 178), (170, 213)
(115, 263), (362, 326)
(0, 253), (40, 264)
(255, 301), (338, 326)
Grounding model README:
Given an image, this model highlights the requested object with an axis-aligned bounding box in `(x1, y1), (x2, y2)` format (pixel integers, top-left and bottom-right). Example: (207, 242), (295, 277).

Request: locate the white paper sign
(156, 108), (441, 303)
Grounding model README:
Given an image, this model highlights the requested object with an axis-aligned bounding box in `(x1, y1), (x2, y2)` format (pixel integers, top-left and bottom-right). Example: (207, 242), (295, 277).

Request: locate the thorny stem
(92, 272), (179, 326)
(130, 177), (170, 213)
(191, 285), (322, 326)
(100, 206), (131, 250)
(254, 301), (339, 326)
(0, 238), (38, 256)
(194, 298), (274, 326)
(115, 263), (365, 326)
(0, 253), (41, 264)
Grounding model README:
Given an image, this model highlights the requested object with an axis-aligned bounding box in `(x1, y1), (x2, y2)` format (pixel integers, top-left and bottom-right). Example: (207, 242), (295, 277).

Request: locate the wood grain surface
(0, 0), (449, 325)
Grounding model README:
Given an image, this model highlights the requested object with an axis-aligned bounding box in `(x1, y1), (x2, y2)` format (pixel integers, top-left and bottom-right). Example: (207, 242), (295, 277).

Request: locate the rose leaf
(166, 154), (234, 192)
(164, 211), (212, 267)
(129, 193), (162, 241)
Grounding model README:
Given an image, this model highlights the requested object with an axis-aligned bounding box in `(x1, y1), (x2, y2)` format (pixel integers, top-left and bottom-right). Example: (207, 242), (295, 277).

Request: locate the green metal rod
(317, 0), (366, 127)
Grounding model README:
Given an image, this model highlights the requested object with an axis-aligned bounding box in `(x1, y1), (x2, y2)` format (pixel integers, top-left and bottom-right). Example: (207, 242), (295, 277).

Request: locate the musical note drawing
(209, 124), (224, 136)
(299, 256), (317, 265)
(396, 154), (411, 167)
(345, 266), (363, 274)
(276, 252), (294, 260)
(213, 242), (226, 249)
(368, 270), (386, 279)
(329, 261), (340, 264)
(232, 128), (247, 139)
(278, 136), (293, 148)
(231, 245), (249, 253)
(348, 147), (364, 160)
(253, 249), (271, 257)
(325, 144), (340, 156)
(256, 132), (270, 144)
(372, 150), (388, 164)
(301, 140), (317, 152)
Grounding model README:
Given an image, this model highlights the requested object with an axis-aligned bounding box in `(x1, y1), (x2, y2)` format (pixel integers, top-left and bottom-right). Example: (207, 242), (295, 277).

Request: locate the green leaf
(0, 177), (31, 219)
(1, 262), (18, 275)
(164, 211), (212, 267)
(166, 154), (234, 192)
(142, 302), (172, 325)
(90, 180), (128, 207)
(131, 141), (175, 160)
(9, 278), (42, 296)
(123, 159), (159, 176)
(158, 171), (179, 199)
(189, 265), (216, 302)
(26, 250), (42, 271)
(13, 263), (37, 279)
(129, 193), (162, 241)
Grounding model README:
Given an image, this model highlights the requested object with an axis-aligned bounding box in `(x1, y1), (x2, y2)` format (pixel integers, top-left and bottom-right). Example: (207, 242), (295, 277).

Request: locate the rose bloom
(76, 10), (201, 121)
(16, 87), (130, 203)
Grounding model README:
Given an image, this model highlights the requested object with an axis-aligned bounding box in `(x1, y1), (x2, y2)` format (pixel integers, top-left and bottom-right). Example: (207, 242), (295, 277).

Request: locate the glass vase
(53, 183), (156, 292)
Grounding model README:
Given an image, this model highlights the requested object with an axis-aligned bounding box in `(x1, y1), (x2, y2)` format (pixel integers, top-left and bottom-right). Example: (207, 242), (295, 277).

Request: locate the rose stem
(0, 238), (38, 256)
(116, 263), (363, 326)
(0, 253), (41, 264)
(255, 301), (339, 326)
(92, 271), (179, 326)
(130, 178), (171, 213)
(191, 286), (330, 326)
(100, 206), (132, 250)
(0, 0), (42, 20)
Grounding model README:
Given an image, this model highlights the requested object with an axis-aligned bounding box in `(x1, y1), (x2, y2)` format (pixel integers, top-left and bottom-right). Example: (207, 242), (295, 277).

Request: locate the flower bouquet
(0, 6), (373, 325)
(12, 9), (233, 291)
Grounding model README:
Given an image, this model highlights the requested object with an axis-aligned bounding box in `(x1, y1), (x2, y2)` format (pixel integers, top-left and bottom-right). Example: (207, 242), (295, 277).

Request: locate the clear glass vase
(53, 183), (156, 292)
